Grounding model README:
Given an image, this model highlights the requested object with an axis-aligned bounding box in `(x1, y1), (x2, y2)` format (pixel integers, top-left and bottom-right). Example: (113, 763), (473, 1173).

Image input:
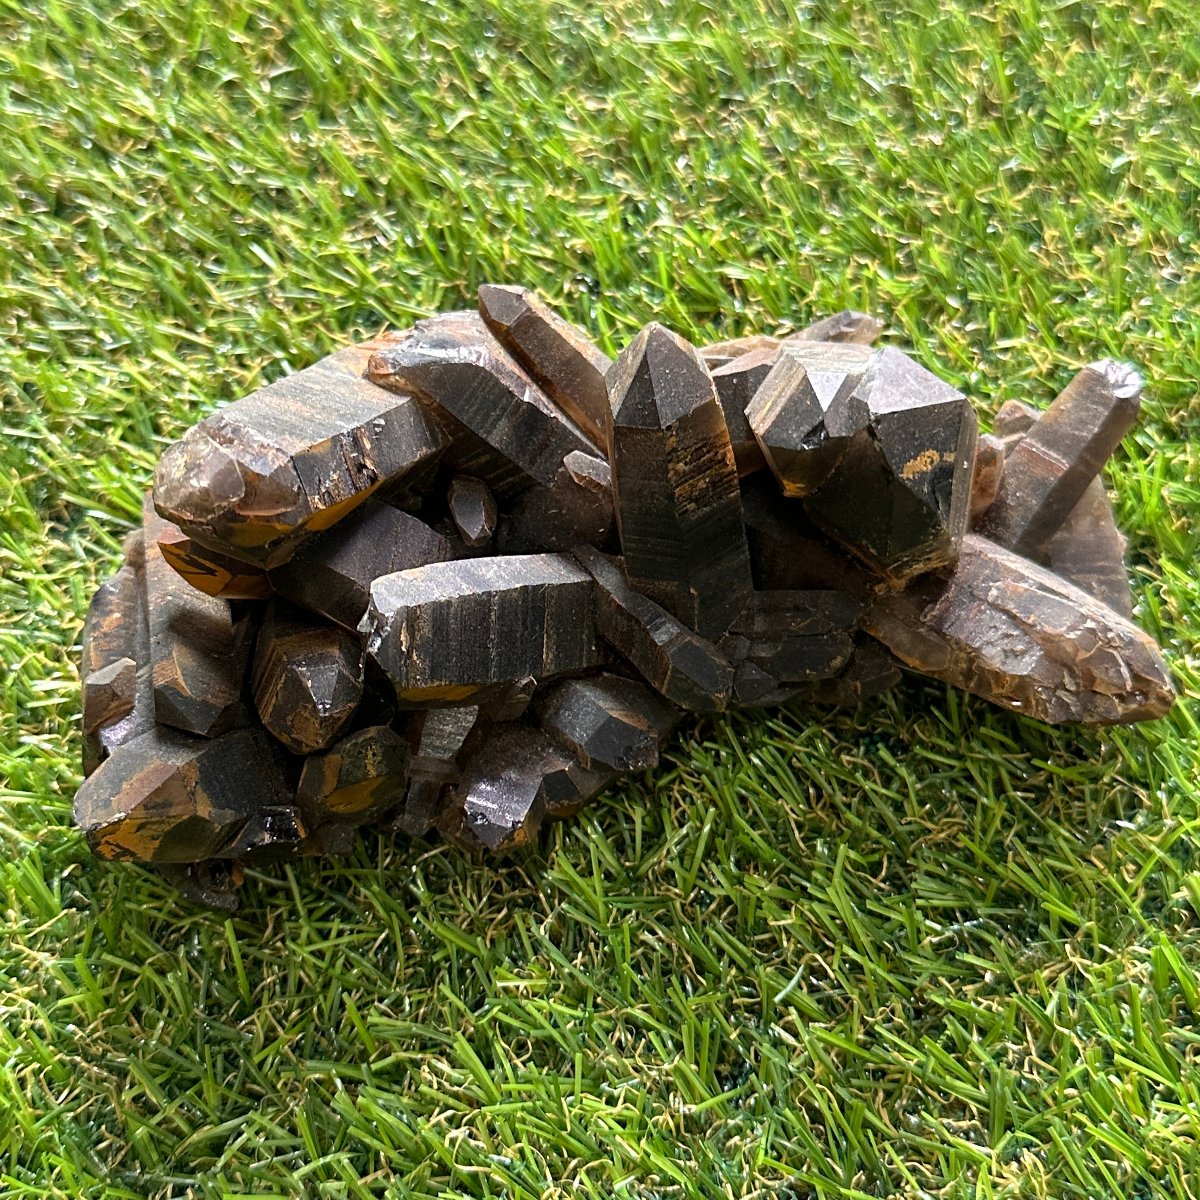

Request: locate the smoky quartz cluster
(74, 286), (1175, 908)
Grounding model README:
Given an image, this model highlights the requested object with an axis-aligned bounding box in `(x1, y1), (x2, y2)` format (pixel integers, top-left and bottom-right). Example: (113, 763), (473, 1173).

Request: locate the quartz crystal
(72, 292), (1175, 908)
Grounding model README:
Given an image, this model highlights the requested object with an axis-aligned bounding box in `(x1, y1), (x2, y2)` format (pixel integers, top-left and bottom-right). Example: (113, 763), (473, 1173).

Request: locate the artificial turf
(1, 0), (1198, 1195)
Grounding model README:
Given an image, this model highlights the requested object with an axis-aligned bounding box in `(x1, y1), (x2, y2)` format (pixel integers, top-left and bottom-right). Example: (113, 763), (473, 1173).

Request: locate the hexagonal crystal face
(747, 343), (873, 498)
(800, 346), (978, 583)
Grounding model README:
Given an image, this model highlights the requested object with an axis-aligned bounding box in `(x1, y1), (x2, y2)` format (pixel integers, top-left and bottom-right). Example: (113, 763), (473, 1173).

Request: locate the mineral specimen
(980, 361), (1141, 559)
(74, 726), (290, 863)
(395, 706), (480, 836)
(367, 311), (598, 493)
(156, 523), (272, 600)
(80, 560), (153, 775)
(74, 289), (1176, 909)
(725, 589), (865, 684)
(968, 434), (1007, 526)
(709, 347), (776, 475)
(1043, 481), (1135, 618)
(804, 634), (903, 707)
(739, 476), (873, 597)
(606, 322), (753, 637)
(221, 806), (307, 862)
(297, 725), (411, 827)
(701, 333), (782, 369)
(981, 385), (1136, 616)
(441, 724), (612, 853)
(700, 309), (882, 371)
(360, 554), (600, 703)
(747, 342), (873, 498)
(477, 284), (612, 451)
(863, 534), (1174, 724)
(499, 455), (614, 554)
(251, 600), (364, 754)
(82, 658), (138, 736)
(535, 672), (678, 772)
(799, 346), (978, 583)
(157, 861), (243, 912)
(81, 565), (142, 688)
(448, 475), (498, 548)
(154, 342), (447, 567)
(142, 498), (251, 738)
(270, 499), (453, 631)
(574, 546), (733, 712)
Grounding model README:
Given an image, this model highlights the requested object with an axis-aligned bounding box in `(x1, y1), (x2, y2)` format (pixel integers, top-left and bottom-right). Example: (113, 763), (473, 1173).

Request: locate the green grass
(1, 0), (1198, 1195)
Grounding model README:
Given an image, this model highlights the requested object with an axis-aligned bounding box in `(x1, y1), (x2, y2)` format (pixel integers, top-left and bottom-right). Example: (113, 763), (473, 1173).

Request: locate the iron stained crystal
(73, 287), (1176, 908)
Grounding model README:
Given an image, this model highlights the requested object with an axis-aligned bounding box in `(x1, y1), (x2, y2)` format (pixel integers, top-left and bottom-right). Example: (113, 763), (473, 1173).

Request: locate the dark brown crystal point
(541, 759), (617, 821)
(154, 342), (447, 567)
(156, 523), (272, 600)
(297, 725), (410, 827)
(80, 562), (154, 774)
(574, 546), (733, 712)
(395, 706), (481, 836)
(801, 346), (978, 583)
(271, 499), (453, 631)
(980, 361), (1141, 560)
(710, 347), (777, 475)
(863, 534), (1175, 725)
(448, 475), (498, 548)
(143, 498), (250, 738)
(478, 284), (613, 452)
(441, 723), (612, 854)
(82, 658), (138, 735)
(439, 724), (556, 853)
(747, 343), (873, 498)
(536, 672), (679, 772)
(480, 677), (537, 723)
(367, 311), (598, 493)
(361, 553), (600, 703)
(988, 399), (1133, 617)
(74, 726), (290, 863)
(251, 600), (364, 754)
(606, 322), (754, 637)
(785, 310), (885, 346)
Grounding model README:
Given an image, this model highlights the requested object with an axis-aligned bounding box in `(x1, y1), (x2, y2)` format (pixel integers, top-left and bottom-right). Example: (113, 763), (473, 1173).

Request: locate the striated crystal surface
(606, 322), (753, 637)
(154, 342), (446, 567)
(361, 554), (600, 703)
(478, 284), (612, 452)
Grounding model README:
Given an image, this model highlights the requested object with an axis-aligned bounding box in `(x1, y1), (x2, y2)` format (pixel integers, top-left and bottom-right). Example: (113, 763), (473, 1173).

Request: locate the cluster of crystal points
(74, 286), (1176, 908)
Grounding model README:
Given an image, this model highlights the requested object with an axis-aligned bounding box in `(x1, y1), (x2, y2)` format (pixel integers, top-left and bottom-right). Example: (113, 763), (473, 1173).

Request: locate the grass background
(2, 0), (1198, 1195)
